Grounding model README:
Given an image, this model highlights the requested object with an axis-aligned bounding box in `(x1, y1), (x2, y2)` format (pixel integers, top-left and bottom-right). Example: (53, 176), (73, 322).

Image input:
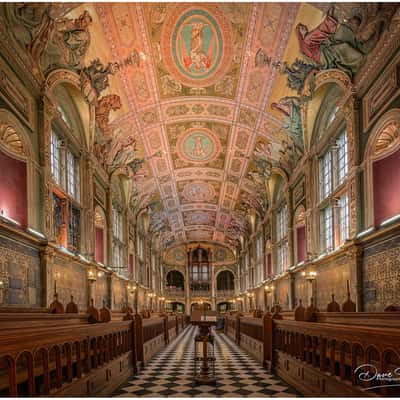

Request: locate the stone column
(286, 189), (294, 269)
(106, 189), (113, 267)
(343, 95), (360, 239)
(38, 96), (56, 239)
(185, 249), (191, 313)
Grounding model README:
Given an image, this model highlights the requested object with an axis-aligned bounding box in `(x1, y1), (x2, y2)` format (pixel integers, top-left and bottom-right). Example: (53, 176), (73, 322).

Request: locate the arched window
(111, 178), (126, 276)
(316, 99), (350, 254)
(166, 270), (184, 290)
(276, 203), (288, 273)
(244, 251), (249, 289)
(256, 234), (263, 284)
(50, 85), (83, 252)
(365, 111), (400, 228)
(129, 240), (134, 278)
(216, 270), (235, 292)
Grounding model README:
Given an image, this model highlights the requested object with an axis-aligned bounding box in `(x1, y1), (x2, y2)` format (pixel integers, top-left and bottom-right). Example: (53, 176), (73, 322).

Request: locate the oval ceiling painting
(177, 128), (221, 164)
(183, 181), (215, 203)
(161, 6), (233, 87)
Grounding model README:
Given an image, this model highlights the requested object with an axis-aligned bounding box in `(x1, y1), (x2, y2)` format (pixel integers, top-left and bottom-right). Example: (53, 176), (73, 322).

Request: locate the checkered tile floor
(114, 325), (297, 397)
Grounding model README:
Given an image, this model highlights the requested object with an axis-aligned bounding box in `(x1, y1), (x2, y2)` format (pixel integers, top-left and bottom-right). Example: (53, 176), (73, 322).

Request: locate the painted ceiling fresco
(55, 2), (397, 249)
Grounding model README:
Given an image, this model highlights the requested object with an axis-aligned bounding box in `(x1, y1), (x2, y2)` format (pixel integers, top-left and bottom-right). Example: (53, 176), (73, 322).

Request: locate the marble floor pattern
(113, 325), (297, 397)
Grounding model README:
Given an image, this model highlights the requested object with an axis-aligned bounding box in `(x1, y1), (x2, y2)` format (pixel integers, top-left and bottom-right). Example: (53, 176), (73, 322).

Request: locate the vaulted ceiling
(63, 2), (348, 248)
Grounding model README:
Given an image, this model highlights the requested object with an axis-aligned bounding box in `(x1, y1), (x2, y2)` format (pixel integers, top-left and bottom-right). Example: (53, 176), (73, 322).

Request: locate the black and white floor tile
(114, 325), (297, 397)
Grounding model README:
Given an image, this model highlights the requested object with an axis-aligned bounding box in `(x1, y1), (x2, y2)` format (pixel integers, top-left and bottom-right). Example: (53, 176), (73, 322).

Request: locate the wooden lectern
(191, 309), (217, 384)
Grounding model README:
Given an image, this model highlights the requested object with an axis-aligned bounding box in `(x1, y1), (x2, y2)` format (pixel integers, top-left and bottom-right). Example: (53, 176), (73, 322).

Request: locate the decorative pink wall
(0, 149), (27, 228)
(296, 226), (306, 263)
(373, 147), (400, 226)
(95, 227), (104, 264)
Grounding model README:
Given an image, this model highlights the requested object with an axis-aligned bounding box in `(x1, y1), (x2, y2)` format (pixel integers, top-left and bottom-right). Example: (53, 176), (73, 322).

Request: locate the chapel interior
(0, 1), (400, 398)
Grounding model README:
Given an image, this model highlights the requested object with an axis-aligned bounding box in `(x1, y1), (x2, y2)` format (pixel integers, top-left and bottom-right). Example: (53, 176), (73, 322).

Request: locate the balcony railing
(190, 290), (211, 297)
(216, 290), (235, 298)
(165, 288), (185, 297)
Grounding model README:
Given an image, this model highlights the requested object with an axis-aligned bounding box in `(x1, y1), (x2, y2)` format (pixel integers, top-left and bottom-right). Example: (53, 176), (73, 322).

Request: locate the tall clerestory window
(276, 204), (288, 274)
(112, 204), (125, 275)
(319, 130), (349, 253)
(50, 130), (81, 251)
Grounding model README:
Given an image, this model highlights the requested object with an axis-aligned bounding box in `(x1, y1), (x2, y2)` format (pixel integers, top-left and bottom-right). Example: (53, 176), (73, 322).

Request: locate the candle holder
(302, 271), (317, 282)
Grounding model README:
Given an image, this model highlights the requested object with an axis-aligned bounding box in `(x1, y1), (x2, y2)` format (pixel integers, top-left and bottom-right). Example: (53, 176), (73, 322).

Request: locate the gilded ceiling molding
(374, 122), (400, 156)
(0, 124), (25, 157)
(44, 68), (81, 93)
(365, 108), (400, 161)
(0, 108), (32, 159)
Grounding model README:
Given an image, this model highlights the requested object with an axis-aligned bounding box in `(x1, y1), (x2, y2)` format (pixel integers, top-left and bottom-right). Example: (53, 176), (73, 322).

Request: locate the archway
(217, 301), (234, 313)
(166, 302), (185, 313)
(166, 270), (184, 290)
(216, 270), (235, 292)
(191, 302), (211, 312)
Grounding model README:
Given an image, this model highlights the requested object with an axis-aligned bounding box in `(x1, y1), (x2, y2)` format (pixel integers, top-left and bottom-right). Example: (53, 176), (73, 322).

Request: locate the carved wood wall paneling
(0, 233), (41, 306)
(362, 232), (400, 311)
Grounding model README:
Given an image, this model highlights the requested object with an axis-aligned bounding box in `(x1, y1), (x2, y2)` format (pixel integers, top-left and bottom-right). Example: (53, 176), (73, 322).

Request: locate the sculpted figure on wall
(272, 97), (303, 149)
(7, 3), (54, 63)
(41, 10), (92, 70)
(83, 58), (118, 97)
(55, 10), (92, 68)
(95, 94), (121, 139)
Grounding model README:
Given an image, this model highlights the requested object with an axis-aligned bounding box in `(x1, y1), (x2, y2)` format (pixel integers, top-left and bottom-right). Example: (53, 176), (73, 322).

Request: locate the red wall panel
(129, 254), (134, 275)
(373, 148), (400, 226)
(296, 225), (306, 263)
(95, 227), (104, 264)
(0, 149), (27, 228)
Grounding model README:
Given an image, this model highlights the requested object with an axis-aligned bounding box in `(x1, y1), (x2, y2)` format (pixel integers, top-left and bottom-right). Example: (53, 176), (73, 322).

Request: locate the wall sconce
(0, 279), (4, 304)
(302, 271), (317, 282)
(127, 283), (137, 294)
(87, 269), (97, 282)
(264, 285), (274, 294)
(54, 271), (61, 294)
(97, 271), (104, 278)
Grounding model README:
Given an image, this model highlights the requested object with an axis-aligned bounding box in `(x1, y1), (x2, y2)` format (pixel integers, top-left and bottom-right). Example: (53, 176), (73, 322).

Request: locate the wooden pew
(0, 314), (134, 397)
(273, 318), (400, 396)
(0, 306), (186, 395)
(225, 302), (400, 397)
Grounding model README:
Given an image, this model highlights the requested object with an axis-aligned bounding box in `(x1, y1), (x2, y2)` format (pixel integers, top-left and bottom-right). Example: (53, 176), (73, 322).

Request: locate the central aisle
(114, 325), (297, 397)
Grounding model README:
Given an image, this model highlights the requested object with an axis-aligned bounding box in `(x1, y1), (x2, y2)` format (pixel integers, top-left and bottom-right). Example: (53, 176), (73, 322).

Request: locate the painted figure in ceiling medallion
(183, 181), (215, 203)
(162, 6), (232, 87)
(177, 128), (221, 164)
